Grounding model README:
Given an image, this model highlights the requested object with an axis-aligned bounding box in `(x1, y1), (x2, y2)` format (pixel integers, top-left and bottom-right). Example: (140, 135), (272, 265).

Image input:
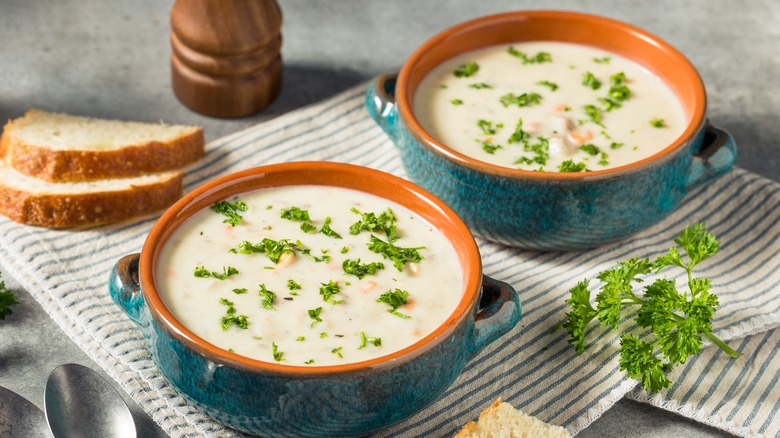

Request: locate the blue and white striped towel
(0, 84), (778, 437)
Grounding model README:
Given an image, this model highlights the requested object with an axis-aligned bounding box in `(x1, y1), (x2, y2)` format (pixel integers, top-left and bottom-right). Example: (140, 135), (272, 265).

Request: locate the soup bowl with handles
(366, 10), (737, 251)
(108, 161), (521, 437)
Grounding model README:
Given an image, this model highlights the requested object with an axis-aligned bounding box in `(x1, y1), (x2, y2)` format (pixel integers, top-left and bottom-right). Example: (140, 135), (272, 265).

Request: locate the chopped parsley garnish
(579, 144), (601, 156)
(300, 222), (317, 233)
(650, 118), (666, 128)
(271, 342), (285, 362)
(232, 288), (248, 295)
(582, 72), (602, 90)
(258, 284), (276, 309)
(558, 160), (588, 173)
(320, 217), (342, 239)
(280, 206), (310, 222)
(301, 248), (331, 263)
(536, 80), (559, 91)
(598, 97), (622, 112)
(219, 298), (249, 330)
(593, 56), (611, 64)
(308, 307), (323, 327)
(287, 279), (302, 291)
(451, 98), (464, 105)
(610, 142), (625, 150)
(507, 118), (530, 144)
(469, 82), (492, 89)
(453, 62), (479, 78)
(230, 238), (300, 264)
(319, 280), (343, 303)
(194, 265), (238, 280)
(359, 332), (382, 349)
(211, 200), (248, 227)
(342, 258), (385, 279)
(367, 235), (424, 271)
(331, 347), (344, 358)
(584, 104), (605, 128)
(477, 139), (502, 154)
(0, 273), (17, 320)
(349, 208), (398, 241)
(377, 288), (411, 319)
(305, 359), (315, 364)
(500, 92), (543, 108)
(507, 47), (552, 64)
(598, 152), (609, 166)
(477, 119), (499, 135)
(608, 72), (631, 101)
(515, 137), (550, 166)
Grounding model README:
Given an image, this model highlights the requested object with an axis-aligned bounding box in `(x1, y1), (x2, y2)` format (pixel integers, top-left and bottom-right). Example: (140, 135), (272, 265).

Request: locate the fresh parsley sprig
(0, 273), (18, 320)
(562, 223), (740, 392)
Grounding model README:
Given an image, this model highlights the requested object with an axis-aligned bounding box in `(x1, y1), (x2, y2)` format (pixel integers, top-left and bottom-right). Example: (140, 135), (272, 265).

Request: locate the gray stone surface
(2, 0), (777, 436)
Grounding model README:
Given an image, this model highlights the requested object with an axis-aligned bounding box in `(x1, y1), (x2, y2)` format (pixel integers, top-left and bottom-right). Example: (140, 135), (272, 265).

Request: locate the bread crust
(0, 123), (204, 182)
(0, 172), (183, 228)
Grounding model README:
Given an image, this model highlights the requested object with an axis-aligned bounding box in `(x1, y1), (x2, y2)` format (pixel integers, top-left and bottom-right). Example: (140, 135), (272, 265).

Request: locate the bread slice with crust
(0, 162), (183, 228)
(0, 109), (204, 182)
(454, 399), (572, 438)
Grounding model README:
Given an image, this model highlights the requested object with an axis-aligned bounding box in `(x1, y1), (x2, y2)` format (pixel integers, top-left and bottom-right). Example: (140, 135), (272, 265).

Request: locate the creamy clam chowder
(413, 41), (687, 172)
(157, 185), (464, 366)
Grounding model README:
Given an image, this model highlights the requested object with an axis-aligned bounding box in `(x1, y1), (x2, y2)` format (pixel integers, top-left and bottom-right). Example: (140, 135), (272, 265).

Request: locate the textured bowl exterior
(367, 10), (737, 250)
(140, 301), (474, 437)
(393, 123), (703, 250)
(109, 162), (521, 437)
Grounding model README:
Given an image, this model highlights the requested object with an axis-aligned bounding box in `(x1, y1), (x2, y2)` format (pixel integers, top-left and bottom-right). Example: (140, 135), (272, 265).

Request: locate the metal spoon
(0, 385), (49, 437)
(45, 363), (136, 438)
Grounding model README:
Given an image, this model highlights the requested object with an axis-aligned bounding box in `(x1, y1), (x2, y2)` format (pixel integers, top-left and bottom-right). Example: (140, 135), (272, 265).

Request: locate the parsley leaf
(219, 298), (249, 330)
(562, 223), (740, 392)
(536, 80), (559, 91)
(500, 92), (543, 108)
(308, 307), (323, 327)
(0, 274), (18, 320)
(558, 160), (587, 173)
(211, 200), (248, 226)
(453, 62), (479, 78)
(367, 235), (424, 271)
(194, 265), (238, 280)
(359, 331), (382, 349)
(230, 238), (299, 264)
(320, 217), (343, 239)
(650, 118), (666, 128)
(280, 206), (310, 222)
(582, 71), (602, 90)
(319, 280), (343, 303)
(258, 284), (276, 309)
(477, 139), (502, 154)
(349, 208), (398, 241)
(377, 288), (412, 319)
(342, 258), (385, 279)
(507, 47), (552, 64)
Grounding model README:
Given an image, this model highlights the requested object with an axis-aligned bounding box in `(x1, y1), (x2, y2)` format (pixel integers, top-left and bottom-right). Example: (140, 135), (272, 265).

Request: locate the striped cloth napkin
(1, 84), (778, 438)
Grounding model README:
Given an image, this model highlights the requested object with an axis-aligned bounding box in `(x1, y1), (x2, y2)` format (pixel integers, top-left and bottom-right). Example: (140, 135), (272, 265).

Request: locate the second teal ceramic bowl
(367, 10), (737, 251)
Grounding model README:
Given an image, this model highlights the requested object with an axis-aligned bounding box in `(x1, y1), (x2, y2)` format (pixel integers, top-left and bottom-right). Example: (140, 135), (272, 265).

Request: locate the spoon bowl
(0, 385), (49, 438)
(45, 363), (136, 438)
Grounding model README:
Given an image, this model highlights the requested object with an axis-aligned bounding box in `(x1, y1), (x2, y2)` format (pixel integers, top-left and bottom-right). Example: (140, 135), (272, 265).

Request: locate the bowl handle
(365, 72), (400, 139)
(108, 253), (146, 326)
(684, 122), (737, 190)
(468, 275), (522, 359)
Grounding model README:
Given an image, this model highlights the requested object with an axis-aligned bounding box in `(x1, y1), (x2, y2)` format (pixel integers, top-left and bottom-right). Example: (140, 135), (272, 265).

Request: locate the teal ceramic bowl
(366, 10), (737, 250)
(108, 161), (521, 437)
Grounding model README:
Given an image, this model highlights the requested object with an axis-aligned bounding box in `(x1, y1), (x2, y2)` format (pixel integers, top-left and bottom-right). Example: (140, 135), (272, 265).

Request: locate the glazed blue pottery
(366, 10), (737, 251)
(108, 161), (521, 438)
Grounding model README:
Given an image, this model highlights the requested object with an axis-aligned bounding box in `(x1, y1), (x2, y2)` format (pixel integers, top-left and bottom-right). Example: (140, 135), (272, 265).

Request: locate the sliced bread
(454, 399), (572, 438)
(0, 162), (183, 228)
(0, 109), (204, 182)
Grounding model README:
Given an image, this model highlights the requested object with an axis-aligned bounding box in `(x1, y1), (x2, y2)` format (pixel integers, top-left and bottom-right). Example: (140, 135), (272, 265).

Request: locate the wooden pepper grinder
(170, 0), (282, 118)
